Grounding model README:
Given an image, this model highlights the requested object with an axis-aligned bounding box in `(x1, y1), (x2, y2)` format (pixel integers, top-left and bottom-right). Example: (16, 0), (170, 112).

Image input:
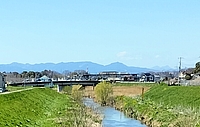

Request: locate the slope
(0, 88), (76, 126)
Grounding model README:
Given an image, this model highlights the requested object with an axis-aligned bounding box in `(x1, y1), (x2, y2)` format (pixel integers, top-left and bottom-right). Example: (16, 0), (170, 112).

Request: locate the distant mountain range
(151, 66), (176, 72)
(0, 62), (175, 73)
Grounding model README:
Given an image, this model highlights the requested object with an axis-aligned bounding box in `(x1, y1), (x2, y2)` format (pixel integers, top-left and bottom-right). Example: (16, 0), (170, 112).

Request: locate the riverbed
(83, 98), (146, 127)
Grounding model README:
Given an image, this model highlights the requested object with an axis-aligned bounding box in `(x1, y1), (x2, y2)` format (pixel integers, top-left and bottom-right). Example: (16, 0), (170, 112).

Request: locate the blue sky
(0, 0), (200, 69)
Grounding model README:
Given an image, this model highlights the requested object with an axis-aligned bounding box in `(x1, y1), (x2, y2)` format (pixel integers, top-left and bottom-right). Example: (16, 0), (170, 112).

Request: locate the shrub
(185, 74), (192, 80)
(71, 85), (83, 102)
(94, 81), (113, 105)
(62, 86), (72, 94)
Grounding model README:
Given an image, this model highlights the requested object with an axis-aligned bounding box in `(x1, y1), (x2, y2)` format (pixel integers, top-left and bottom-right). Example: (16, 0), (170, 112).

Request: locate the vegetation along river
(83, 98), (146, 127)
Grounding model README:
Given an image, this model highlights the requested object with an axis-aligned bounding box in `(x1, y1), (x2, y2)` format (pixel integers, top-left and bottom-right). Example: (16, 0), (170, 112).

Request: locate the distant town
(1, 70), (174, 83)
(0, 64), (199, 92)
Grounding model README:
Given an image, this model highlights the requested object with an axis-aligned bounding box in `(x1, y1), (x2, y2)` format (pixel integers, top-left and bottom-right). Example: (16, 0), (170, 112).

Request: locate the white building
(0, 73), (6, 92)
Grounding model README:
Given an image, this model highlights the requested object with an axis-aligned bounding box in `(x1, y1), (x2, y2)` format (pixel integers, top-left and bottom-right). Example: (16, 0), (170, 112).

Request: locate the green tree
(71, 85), (83, 102)
(21, 71), (28, 78)
(194, 62), (200, 73)
(41, 70), (50, 76)
(35, 72), (42, 78)
(185, 73), (192, 80)
(94, 81), (113, 106)
(28, 71), (35, 78)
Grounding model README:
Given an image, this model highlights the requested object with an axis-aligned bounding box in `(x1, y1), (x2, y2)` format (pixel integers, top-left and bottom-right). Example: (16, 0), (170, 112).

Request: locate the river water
(83, 98), (146, 127)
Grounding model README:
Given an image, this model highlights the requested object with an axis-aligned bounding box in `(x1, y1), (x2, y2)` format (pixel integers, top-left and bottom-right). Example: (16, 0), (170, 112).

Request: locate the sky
(0, 0), (200, 69)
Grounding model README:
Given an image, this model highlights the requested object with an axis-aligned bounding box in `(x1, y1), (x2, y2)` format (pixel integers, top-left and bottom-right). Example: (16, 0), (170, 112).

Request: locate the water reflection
(83, 98), (146, 127)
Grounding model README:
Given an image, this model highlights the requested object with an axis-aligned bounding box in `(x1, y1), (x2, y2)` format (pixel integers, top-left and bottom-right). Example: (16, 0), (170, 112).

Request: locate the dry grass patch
(84, 86), (95, 97)
(84, 86), (150, 98)
(112, 86), (150, 97)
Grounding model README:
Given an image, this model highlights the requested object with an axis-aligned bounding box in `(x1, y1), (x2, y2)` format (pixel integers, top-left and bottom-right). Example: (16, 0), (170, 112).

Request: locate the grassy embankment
(114, 83), (200, 127)
(0, 88), (101, 127)
(144, 85), (200, 108)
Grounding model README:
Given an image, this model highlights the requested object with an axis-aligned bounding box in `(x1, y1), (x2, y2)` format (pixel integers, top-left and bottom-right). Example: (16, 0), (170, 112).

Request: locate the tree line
(4, 69), (88, 80)
(194, 62), (200, 74)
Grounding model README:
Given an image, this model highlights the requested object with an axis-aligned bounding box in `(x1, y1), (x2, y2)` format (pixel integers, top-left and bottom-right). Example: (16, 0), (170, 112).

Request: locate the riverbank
(61, 82), (200, 126)
(114, 84), (200, 127)
(0, 88), (102, 127)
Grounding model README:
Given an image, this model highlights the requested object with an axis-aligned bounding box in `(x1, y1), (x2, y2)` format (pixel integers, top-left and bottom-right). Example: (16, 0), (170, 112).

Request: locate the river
(83, 98), (146, 127)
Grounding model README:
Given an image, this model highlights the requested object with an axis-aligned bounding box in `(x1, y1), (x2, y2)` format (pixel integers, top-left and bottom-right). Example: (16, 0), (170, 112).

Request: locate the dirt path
(0, 87), (43, 95)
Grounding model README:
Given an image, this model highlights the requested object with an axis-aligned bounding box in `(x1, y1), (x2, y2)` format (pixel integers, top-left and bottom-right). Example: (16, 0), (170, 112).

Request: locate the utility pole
(178, 57), (183, 85)
(178, 57), (182, 73)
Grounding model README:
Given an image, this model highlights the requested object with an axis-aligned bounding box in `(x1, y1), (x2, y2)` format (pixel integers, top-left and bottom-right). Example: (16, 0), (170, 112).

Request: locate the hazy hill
(0, 62), (155, 73)
(151, 66), (176, 72)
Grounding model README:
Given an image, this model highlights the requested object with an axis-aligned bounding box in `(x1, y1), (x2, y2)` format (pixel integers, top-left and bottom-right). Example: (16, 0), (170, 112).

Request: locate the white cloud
(116, 51), (142, 60)
(117, 51), (128, 58)
(155, 55), (160, 58)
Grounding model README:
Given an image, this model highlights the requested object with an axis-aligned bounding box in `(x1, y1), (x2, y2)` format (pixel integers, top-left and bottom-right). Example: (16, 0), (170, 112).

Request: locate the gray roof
(40, 75), (50, 80)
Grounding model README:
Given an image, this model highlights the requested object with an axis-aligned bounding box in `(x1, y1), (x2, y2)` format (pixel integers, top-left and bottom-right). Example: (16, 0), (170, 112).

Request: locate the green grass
(114, 84), (200, 126)
(144, 85), (200, 108)
(0, 88), (84, 127)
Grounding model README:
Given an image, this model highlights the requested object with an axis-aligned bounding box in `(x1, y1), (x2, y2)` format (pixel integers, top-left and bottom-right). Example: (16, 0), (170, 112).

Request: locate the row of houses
(81, 71), (159, 82)
(37, 72), (158, 82)
(98, 71), (179, 83)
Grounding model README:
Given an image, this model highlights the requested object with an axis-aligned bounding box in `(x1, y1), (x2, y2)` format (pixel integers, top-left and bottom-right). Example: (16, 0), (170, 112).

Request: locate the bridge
(9, 80), (101, 92)
(54, 80), (100, 92)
